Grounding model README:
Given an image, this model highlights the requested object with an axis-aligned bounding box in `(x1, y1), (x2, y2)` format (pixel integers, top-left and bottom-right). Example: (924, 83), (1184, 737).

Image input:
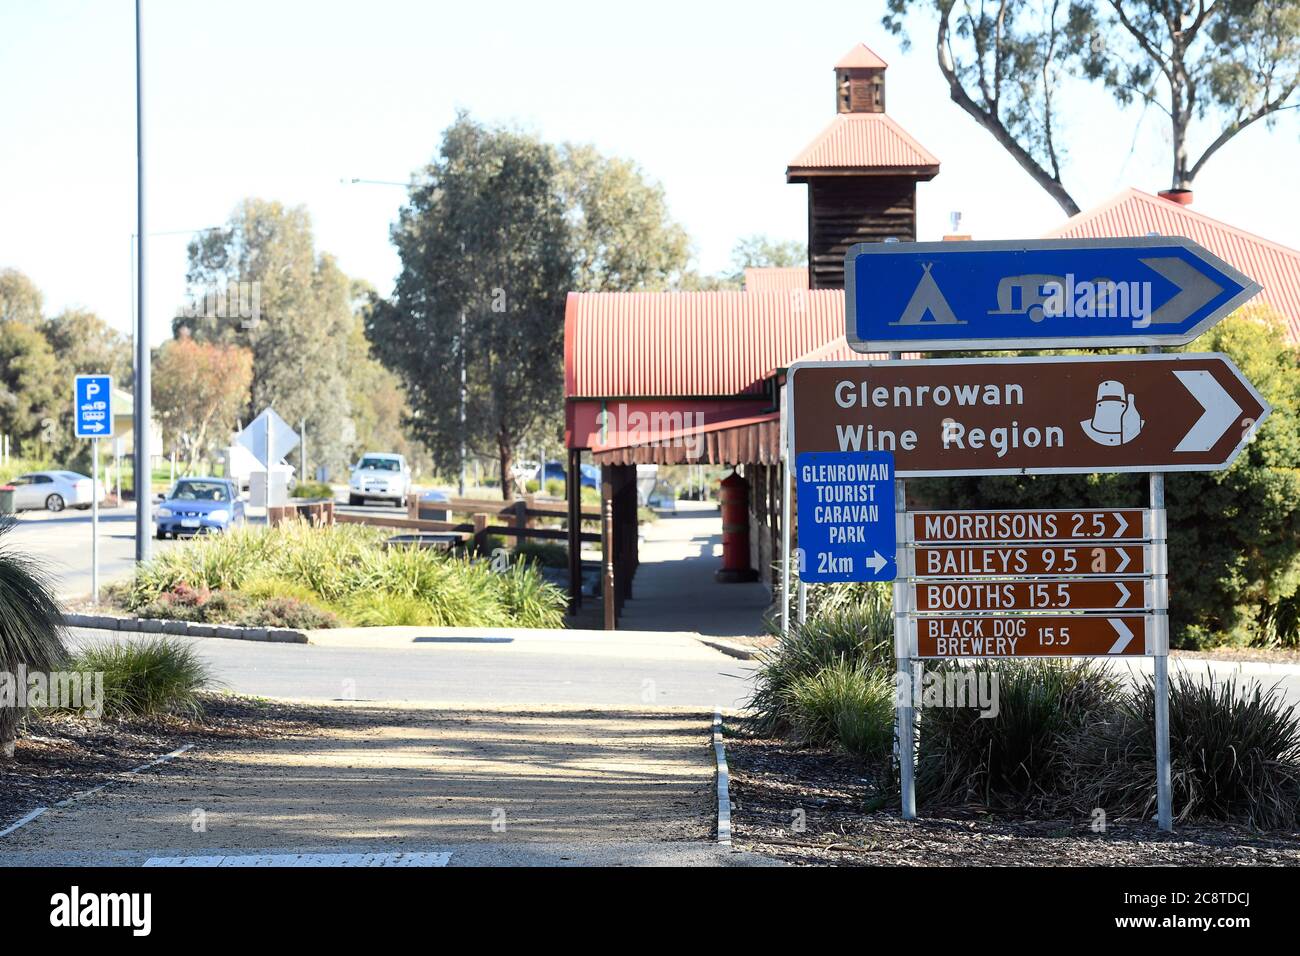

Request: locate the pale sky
(1, 0), (1296, 345)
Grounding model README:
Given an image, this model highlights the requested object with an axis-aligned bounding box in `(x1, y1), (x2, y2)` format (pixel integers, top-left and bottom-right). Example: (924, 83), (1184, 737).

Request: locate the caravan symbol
(989, 274), (1121, 323)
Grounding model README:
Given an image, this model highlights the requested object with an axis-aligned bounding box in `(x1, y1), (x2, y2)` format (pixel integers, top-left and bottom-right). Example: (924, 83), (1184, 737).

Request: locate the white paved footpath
(617, 503), (771, 637)
(0, 707), (776, 867)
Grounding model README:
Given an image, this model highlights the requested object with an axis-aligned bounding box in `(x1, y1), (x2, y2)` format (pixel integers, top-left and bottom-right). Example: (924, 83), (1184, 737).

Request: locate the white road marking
(0, 807), (47, 838)
(143, 852), (451, 867)
(126, 744), (194, 775)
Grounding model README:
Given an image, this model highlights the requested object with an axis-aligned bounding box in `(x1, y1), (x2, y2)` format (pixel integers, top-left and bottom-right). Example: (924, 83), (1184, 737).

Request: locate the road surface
(5, 503), (176, 600)
(67, 627), (760, 711)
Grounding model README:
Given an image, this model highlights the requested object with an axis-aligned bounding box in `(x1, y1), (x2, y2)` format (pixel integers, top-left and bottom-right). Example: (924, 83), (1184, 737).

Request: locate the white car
(6, 471), (97, 512)
(348, 453), (411, 506)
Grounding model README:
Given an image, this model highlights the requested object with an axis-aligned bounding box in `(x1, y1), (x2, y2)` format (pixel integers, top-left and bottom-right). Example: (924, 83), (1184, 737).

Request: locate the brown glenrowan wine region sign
(787, 354), (1270, 476)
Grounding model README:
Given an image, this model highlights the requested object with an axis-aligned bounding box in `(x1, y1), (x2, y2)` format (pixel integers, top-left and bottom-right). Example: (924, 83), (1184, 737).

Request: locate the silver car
(7, 471), (97, 512)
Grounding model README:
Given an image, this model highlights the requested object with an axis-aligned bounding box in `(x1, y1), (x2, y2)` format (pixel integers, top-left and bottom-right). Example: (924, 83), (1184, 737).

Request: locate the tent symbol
(889, 262), (964, 327)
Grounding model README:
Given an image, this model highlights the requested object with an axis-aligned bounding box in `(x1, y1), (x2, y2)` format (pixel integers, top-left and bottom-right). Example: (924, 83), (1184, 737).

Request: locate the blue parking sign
(75, 374), (114, 439)
(795, 451), (896, 582)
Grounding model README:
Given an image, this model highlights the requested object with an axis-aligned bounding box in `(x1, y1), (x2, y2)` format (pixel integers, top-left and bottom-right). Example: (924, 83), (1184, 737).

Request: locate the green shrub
(496, 561), (567, 628)
(1063, 670), (1300, 828)
(343, 592), (440, 627)
(70, 638), (212, 718)
(916, 660), (1122, 808)
(0, 519), (68, 753)
(514, 540), (567, 568)
(123, 522), (565, 629)
(749, 591), (894, 735)
(782, 660), (894, 759)
(291, 481), (334, 500)
(244, 596), (339, 629)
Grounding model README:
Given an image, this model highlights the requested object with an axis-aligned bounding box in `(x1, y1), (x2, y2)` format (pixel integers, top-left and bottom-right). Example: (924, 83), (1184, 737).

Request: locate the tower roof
(787, 112), (939, 180)
(835, 43), (888, 70)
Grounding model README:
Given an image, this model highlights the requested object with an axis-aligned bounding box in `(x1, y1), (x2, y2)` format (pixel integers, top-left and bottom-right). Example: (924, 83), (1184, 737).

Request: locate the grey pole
(893, 476), (915, 819)
(133, 0), (151, 562)
(1143, 235), (1173, 832)
(299, 418), (307, 484)
(459, 310), (467, 498)
(886, 340), (916, 820)
(91, 438), (100, 603)
(1151, 471), (1172, 830)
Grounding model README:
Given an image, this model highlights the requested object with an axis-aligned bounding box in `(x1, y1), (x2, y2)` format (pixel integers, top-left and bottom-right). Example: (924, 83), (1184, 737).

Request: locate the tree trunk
(0, 707), (17, 760)
(498, 436), (513, 501)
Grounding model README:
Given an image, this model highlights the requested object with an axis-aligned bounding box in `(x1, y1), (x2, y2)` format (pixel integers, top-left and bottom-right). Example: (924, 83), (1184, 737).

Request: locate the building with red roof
(563, 46), (1300, 627)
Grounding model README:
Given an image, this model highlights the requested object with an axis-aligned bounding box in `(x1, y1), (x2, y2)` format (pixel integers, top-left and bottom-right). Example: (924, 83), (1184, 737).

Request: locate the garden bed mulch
(0, 695), (368, 826)
(724, 720), (1300, 866)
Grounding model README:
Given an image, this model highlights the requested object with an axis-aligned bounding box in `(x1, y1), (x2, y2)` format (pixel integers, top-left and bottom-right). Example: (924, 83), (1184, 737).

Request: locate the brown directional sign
(787, 354), (1270, 476)
(908, 509), (1150, 543)
(913, 614), (1151, 658)
(912, 544), (1150, 577)
(913, 578), (1157, 613)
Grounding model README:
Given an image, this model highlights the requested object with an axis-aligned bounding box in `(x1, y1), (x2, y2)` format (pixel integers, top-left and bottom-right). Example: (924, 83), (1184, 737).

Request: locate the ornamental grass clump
(0, 519), (68, 757)
(124, 520), (565, 629)
(1062, 670), (1300, 828)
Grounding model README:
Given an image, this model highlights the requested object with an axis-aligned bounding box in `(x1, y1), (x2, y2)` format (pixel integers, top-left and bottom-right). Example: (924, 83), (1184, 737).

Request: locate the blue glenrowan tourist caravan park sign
(845, 237), (1261, 352)
(794, 450), (896, 583)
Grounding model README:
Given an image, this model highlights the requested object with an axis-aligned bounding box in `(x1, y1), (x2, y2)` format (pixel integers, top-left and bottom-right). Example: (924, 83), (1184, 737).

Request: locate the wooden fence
(269, 494), (600, 552)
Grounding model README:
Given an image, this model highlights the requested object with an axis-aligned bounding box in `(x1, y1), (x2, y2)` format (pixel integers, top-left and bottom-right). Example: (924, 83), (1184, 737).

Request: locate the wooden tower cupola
(835, 43), (887, 113)
(788, 43), (940, 290)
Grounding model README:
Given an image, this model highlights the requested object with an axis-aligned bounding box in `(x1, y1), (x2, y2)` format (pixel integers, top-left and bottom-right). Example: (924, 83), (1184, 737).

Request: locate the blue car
(155, 477), (245, 539)
(539, 460), (599, 490)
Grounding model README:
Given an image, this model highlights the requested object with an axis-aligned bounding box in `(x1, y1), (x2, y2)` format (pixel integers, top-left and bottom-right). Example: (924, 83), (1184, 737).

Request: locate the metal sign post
(91, 439), (100, 603)
(1151, 472), (1173, 830)
(75, 375), (114, 603)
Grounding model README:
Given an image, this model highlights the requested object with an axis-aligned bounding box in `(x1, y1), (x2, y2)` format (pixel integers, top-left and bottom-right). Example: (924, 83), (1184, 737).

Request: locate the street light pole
(133, 0), (151, 562)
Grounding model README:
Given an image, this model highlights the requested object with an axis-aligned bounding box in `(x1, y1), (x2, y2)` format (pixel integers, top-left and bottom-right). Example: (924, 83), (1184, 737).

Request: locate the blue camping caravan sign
(845, 237), (1260, 353)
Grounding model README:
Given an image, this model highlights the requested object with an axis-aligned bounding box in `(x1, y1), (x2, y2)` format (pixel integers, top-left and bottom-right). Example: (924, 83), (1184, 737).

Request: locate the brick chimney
(1158, 188), (1193, 206)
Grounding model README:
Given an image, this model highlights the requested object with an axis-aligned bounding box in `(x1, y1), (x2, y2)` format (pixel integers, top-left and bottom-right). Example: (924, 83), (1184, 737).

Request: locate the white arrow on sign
(1115, 581), (1131, 606)
(864, 551), (888, 574)
(1112, 512), (1128, 537)
(1142, 256), (1224, 327)
(1114, 548), (1131, 573)
(1107, 618), (1134, 654)
(1173, 369), (1243, 453)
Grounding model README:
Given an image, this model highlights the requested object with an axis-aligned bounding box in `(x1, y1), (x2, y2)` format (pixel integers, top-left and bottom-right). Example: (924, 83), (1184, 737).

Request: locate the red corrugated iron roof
(743, 266), (810, 293)
(565, 290), (844, 399)
(1047, 188), (1300, 343)
(835, 43), (888, 70)
(788, 113), (939, 179)
(790, 335), (890, 364)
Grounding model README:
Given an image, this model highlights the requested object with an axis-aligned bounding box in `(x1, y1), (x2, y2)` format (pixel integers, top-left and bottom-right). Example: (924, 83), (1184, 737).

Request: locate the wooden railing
(270, 493), (600, 550)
